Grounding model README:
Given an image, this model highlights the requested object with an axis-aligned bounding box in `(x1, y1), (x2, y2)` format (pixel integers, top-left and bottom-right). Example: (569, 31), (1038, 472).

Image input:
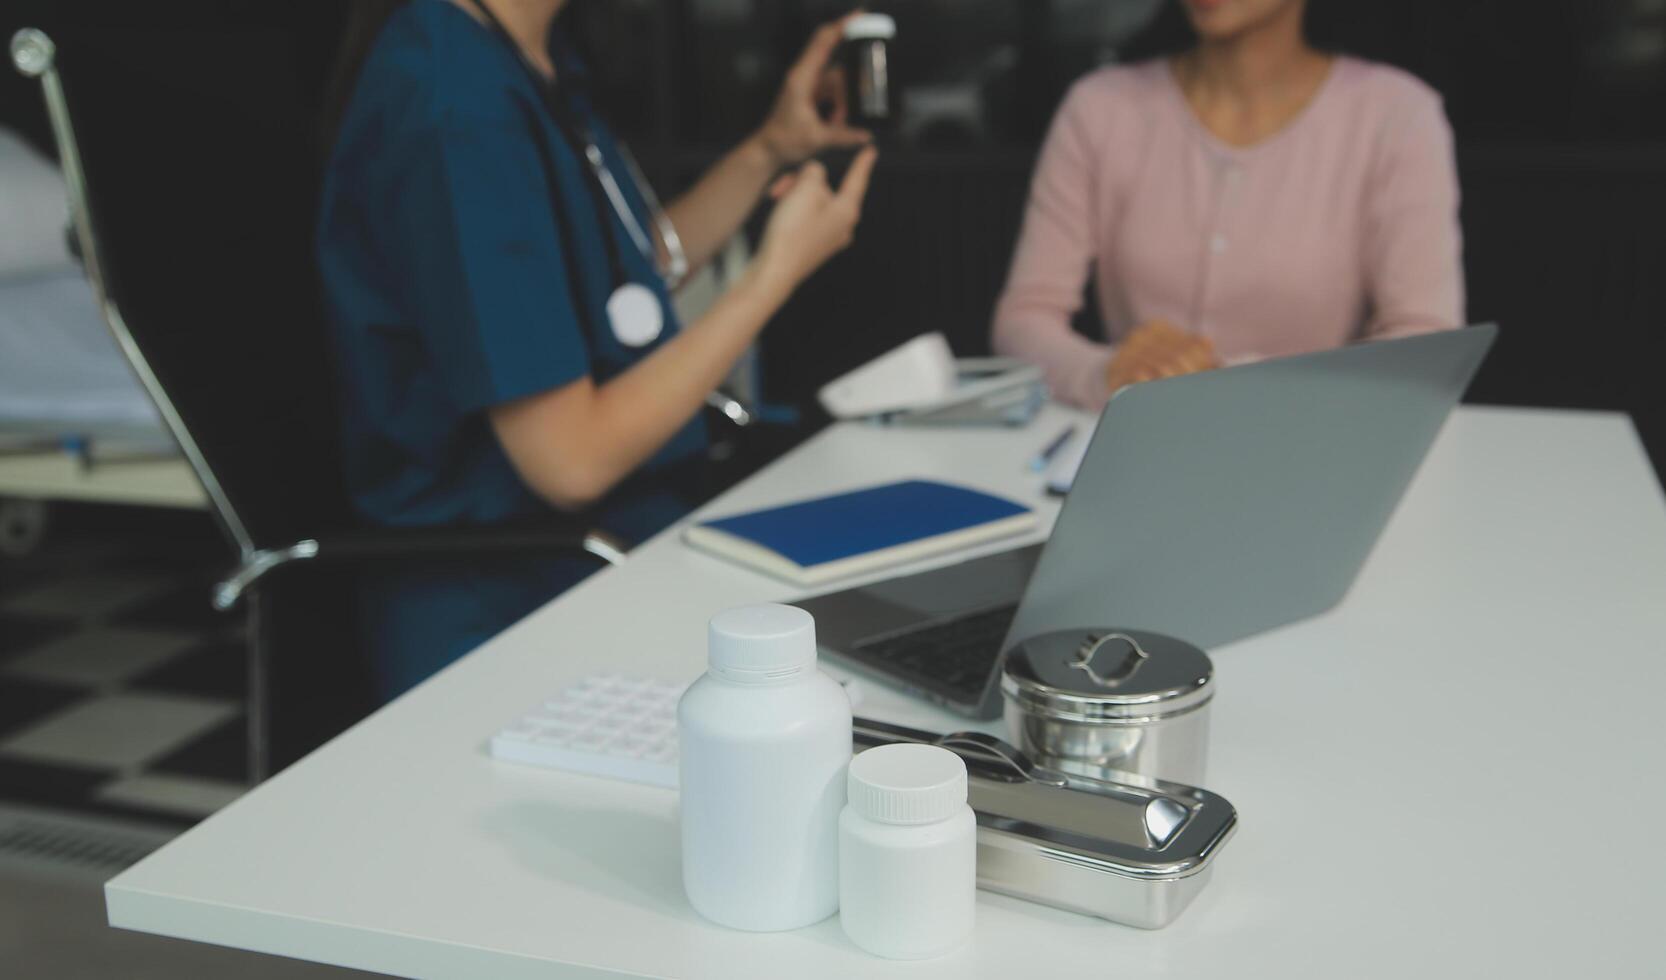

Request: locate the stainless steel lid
(1001, 629), (1213, 723)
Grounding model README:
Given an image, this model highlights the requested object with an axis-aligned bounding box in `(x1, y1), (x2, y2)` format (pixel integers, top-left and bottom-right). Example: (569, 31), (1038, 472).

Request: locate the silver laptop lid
(1001, 325), (1497, 672)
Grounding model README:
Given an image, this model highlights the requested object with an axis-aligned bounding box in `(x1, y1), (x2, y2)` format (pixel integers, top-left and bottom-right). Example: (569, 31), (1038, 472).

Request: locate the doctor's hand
(1105, 320), (1218, 392)
(755, 147), (878, 291)
(755, 13), (873, 167)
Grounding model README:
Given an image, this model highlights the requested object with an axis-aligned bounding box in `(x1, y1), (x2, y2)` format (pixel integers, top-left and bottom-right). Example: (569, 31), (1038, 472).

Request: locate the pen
(1029, 424), (1077, 472)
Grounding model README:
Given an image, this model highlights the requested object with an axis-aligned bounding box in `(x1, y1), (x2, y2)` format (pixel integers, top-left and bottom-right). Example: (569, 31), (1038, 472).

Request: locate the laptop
(795, 325), (1497, 719)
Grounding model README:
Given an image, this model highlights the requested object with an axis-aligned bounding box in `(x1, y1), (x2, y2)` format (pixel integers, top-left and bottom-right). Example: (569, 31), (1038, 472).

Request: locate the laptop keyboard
(849, 603), (1019, 705)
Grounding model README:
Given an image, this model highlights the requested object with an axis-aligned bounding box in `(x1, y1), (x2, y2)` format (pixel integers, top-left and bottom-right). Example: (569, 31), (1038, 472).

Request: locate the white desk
(106, 405), (1666, 978)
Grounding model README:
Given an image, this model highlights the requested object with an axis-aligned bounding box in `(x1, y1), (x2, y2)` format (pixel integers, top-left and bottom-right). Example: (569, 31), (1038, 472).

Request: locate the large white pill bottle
(678, 603), (852, 931)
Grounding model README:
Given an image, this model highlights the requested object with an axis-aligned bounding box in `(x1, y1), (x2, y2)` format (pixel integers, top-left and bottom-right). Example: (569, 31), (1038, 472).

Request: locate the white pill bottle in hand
(678, 603), (852, 931)
(840, 743), (977, 959)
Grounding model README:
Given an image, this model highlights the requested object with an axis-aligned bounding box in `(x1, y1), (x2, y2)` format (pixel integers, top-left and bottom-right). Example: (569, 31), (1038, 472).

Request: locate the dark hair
(1121, 0), (1350, 63)
(320, 0), (410, 149)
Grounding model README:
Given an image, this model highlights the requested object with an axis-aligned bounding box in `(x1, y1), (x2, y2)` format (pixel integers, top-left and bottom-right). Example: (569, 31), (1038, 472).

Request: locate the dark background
(3, 0), (1663, 477)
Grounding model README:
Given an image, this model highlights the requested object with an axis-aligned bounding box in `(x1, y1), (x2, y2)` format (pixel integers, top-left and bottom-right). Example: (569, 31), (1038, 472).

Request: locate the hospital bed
(0, 125), (201, 553)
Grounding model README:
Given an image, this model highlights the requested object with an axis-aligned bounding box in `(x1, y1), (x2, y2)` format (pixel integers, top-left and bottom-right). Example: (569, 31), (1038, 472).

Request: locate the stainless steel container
(853, 718), (1237, 929)
(1001, 629), (1213, 786)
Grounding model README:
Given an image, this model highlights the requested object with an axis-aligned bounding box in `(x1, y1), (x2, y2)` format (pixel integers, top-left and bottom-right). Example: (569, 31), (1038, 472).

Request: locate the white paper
(1044, 419), (1095, 495)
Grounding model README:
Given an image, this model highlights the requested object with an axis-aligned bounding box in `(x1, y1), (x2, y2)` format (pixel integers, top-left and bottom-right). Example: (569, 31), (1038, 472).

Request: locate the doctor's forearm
(662, 136), (777, 275)
(589, 263), (788, 464)
(491, 264), (791, 510)
(495, 153), (870, 511)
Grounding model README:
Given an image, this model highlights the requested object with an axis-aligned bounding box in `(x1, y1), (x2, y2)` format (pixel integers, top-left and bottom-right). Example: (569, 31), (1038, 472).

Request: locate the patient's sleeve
(991, 80), (1116, 411)
(1361, 88), (1465, 338)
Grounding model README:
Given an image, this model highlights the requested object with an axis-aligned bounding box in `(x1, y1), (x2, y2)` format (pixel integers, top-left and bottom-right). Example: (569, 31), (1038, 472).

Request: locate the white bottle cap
(707, 603), (817, 679)
(847, 744), (967, 825)
(843, 12), (896, 41)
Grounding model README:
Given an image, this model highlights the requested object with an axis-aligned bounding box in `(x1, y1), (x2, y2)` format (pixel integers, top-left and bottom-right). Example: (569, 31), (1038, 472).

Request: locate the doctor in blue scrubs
(317, 0), (878, 697)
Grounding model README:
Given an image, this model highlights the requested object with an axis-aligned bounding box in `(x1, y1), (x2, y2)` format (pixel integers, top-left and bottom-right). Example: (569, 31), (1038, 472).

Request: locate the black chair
(10, 25), (627, 778)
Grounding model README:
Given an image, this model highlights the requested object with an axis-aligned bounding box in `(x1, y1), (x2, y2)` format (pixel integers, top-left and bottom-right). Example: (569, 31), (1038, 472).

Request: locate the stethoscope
(465, 0), (687, 348)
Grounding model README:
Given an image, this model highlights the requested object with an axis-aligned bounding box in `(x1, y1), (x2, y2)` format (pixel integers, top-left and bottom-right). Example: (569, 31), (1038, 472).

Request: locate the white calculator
(488, 672), (861, 789)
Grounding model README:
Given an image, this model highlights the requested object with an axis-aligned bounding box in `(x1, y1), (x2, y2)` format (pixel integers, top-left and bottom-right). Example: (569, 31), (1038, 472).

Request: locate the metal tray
(853, 718), (1237, 929)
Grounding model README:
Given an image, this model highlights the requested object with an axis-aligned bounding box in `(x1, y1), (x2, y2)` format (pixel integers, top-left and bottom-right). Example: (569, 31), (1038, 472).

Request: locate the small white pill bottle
(678, 603), (852, 931)
(839, 743), (977, 959)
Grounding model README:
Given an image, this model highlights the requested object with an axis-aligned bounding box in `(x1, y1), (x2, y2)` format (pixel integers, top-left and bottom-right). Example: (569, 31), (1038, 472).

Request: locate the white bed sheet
(1, 123), (165, 442)
(0, 267), (164, 435)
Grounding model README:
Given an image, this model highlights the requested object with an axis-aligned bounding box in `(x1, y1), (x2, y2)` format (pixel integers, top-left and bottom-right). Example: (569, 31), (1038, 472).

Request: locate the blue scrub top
(317, 1), (706, 695)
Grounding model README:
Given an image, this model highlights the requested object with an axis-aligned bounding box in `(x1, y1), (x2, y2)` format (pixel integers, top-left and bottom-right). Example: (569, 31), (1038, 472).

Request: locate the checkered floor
(0, 511), (247, 826)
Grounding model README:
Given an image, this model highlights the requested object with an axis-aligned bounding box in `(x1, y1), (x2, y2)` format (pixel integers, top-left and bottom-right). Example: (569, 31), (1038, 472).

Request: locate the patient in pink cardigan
(992, 0), (1464, 409)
